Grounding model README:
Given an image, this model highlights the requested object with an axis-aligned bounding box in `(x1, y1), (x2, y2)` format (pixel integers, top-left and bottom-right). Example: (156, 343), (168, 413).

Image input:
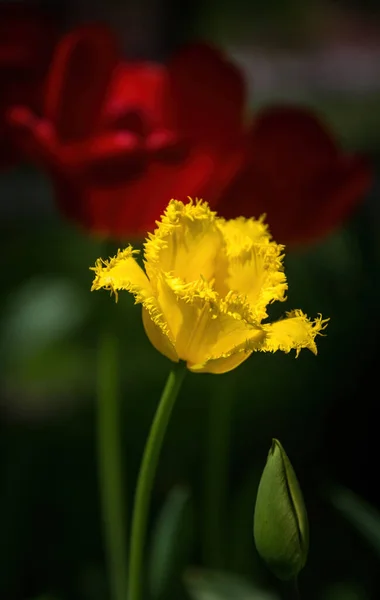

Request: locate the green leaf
(184, 568), (279, 600)
(148, 486), (193, 600)
(253, 439), (309, 581)
(329, 484), (380, 559)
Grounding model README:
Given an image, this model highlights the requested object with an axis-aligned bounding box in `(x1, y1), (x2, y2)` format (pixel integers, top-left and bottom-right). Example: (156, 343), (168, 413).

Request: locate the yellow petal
(154, 275), (219, 365)
(91, 247), (176, 357)
(142, 308), (179, 362)
(189, 325), (266, 373)
(144, 199), (223, 284)
(155, 274), (264, 367)
(189, 349), (252, 374)
(215, 217), (287, 321)
(218, 215), (271, 246)
(91, 246), (151, 302)
(261, 310), (329, 356)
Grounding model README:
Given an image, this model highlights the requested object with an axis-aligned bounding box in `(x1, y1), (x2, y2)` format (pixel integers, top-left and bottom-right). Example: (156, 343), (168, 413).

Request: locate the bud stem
(283, 577), (301, 600)
(293, 577), (301, 600)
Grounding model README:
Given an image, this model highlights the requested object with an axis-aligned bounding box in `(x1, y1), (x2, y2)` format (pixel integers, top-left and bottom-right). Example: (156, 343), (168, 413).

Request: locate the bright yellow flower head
(91, 199), (328, 374)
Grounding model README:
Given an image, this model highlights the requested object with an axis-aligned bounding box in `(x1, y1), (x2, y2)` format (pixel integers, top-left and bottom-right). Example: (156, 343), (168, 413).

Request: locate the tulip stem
(203, 376), (235, 568)
(128, 361), (187, 600)
(97, 328), (128, 600)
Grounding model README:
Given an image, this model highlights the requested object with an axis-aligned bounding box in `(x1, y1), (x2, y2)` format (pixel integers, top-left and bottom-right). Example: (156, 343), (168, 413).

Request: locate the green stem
(203, 376), (235, 568)
(292, 578), (301, 600)
(283, 578), (301, 600)
(97, 329), (128, 600)
(128, 361), (187, 600)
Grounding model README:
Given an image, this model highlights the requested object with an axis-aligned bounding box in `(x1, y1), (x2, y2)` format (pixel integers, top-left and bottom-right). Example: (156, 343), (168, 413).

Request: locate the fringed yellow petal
(189, 349), (251, 374)
(219, 290), (256, 323)
(91, 247), (176, 354)
(144, 198), (223, 284)
(215, 217), (287, 321)
(90, 199), (329, 370)
(189, 326), (266, 374)
(155, 274), (264, 367)
(90, 246), (150, 302)
(261, 310), (329, 356)
(218, 215), (271, 249)
(153, 274), (217, 365)
(142, 308), (179, 362)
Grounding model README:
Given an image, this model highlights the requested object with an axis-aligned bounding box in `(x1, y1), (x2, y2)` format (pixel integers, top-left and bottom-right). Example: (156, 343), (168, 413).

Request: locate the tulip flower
(91, 199), (328, 374)
(7, 28), (245, 235)
(7, 27), (371, 247)
(217, 104), (372, 246)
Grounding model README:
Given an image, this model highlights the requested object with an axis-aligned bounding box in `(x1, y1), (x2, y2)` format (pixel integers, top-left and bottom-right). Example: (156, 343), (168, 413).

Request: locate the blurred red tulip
(7, 27), (247, 236)
(0, 2), (57, 169)
(7, 25), (372, 246)
(216, 105), (373, 246)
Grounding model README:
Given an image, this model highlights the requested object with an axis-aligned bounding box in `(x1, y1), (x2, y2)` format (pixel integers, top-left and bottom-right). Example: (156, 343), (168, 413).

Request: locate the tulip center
(107, 105), (188, 163)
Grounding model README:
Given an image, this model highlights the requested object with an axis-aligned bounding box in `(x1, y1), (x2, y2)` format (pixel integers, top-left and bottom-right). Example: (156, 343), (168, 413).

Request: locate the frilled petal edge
(91, 247), (177, 359)
(261, 310), (329, 356)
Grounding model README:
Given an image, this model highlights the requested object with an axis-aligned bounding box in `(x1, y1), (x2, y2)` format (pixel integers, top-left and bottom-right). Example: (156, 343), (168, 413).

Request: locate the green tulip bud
(253, 439), (309, 581)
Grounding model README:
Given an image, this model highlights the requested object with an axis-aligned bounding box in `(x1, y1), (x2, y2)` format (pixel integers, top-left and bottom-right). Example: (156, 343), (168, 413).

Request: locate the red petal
(77, 142), (246, 238)
(290, 156), (373, 245)
(165, 42), (246, 145)
(58, 133), (146, 183)
(145, 130), (186, 161)
(103, 62), (169, 130)
(44, 24), (120, 141)
(216, 105), (373, 246)
(248, 105), (338, 175)
(7, 105), (57, 166)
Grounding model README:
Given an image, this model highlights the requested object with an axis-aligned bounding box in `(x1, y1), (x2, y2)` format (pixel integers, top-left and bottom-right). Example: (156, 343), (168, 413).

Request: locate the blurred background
(1, 1), (380, 599)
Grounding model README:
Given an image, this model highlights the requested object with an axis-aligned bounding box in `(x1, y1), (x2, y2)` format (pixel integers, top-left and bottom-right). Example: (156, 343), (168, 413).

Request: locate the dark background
(1, 1), (380, 599)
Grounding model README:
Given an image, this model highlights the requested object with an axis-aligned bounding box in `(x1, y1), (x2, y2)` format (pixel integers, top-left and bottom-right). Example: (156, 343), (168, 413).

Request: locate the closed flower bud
(253, 439), (309, 581)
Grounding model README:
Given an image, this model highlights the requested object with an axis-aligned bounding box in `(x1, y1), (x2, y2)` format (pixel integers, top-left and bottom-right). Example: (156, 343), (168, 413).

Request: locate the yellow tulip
(91, 199), (328, 374)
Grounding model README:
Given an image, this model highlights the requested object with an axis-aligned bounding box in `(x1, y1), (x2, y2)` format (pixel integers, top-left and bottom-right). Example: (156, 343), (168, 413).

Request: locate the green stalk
(128, 361), (187, 600)
(97, 329), (128, 600)
(292, 578), (301, 600)
(283, 578), (301, 600)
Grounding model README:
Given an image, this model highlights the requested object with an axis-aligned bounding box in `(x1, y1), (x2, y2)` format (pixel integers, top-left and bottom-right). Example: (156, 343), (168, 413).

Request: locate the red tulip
(0, 2), (57, 169)
(216, 105), (373, 246)
(7, 26), (248, 236)
(7, 27), (372, 246)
